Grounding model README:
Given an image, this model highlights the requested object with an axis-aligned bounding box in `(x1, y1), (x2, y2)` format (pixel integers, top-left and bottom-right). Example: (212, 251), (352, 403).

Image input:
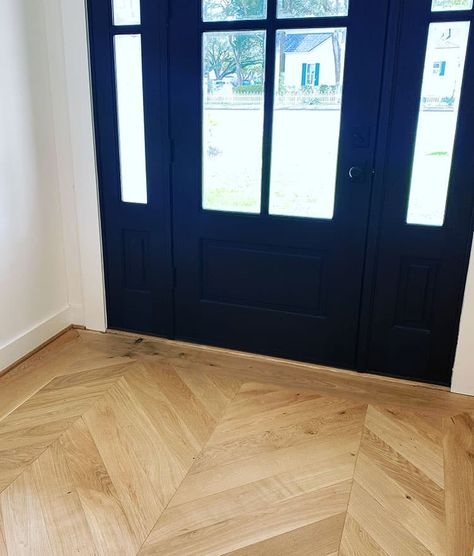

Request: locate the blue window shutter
(301, 63), (307, 86)
(314, 63), (320, 86)
(440, 61), (446, 76)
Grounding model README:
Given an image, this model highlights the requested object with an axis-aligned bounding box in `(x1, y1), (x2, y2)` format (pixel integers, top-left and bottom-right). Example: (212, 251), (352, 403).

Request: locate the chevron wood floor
(0, 330), (473, 555)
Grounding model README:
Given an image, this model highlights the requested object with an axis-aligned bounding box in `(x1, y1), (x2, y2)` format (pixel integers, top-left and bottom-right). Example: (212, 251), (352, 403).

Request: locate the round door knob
(349, 166), (364, 181)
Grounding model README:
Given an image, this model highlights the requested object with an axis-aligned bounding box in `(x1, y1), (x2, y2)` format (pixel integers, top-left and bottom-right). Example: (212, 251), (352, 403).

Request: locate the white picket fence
(204, 91), (342, 109)
(421, 95), (455, 111)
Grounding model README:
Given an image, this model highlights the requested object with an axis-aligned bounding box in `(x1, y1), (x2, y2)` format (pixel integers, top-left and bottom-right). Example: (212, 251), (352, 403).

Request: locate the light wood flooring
(0, 329), (473, 555)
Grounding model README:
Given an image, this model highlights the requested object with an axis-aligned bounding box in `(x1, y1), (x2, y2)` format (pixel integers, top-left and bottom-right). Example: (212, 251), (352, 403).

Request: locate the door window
(114, 34), (148, 204)
(201, 3), (348, 218)
(112, 0), (141, 25)
(270, 28), (346, 219)
(203, 0), (267, 21)
(277, 0), (349, 18)
(407, 21), (470, 226)
(202, 31), (266, 213)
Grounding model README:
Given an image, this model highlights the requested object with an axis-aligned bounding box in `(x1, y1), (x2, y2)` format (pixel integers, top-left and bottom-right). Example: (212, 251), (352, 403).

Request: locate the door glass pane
(407, 22), (470, 226)
(112, 0), (141, 25)
(203, 0), (267, 22)
(432, 0), (473, 11)
(277, 0), (348, 18)
(203, 31), (266, 213)
(114, 35), (148, 204)
(270, 28), (346, 219)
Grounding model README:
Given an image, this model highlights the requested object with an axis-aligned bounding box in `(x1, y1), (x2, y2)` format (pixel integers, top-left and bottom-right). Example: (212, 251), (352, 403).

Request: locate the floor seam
(335, 403), (369, 555)
(135, 375), (248, 555)
(0, 370), (129, 499)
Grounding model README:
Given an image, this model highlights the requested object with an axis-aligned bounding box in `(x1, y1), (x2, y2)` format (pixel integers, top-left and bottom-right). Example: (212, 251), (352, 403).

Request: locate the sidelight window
(114, 34), (148, 204)
(432, 0), (473, 11)
(407, 21), (470, 226)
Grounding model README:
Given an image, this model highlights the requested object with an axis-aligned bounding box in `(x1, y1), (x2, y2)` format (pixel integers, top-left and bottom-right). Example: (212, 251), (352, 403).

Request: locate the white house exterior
(423, 25), (467, 101)
(281, 31), (344, 90)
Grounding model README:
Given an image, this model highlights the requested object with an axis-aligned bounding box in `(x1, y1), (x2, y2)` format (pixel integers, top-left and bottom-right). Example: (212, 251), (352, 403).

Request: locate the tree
(279, 0), (348, 17)
(204, 32), (265, 86)
(205, 35), (236, 80)
(203, 0), (265, 21)
(203, 0), (347, 86)
(331, 28), (345, 87)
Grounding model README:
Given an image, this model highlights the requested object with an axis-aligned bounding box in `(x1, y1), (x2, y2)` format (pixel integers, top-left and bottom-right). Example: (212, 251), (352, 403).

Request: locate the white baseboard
(451, 374), (474, 397)
(0, 307), (73, 372)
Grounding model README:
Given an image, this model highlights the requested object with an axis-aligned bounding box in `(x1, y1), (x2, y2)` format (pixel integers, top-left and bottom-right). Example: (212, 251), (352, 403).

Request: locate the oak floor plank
(0, 334), (132, 424)
(124, 363), (215, 461)
(82, 378), (166, 543)
(77, 330), (474, 415)
(346, 482), (433, 556)
(0, 330), (472, 554)
(176, 369), (242, 421)
(339, 513), (388, 556)
(193, 403), (365, 477)
(30, 440), (96, 555)
(225, 513), (346, 556)
(354, 450), (445, 554)
(59, 418), (138, 555)
(141, 481), (352, 556)
(0, 363), (128, 495)
(443, 412), (474, 556)
(0, 506), (7, 556)
(0, 467), (53, 555)
(147, 452), (356, 544)
(359, 427), (445, 521)
(365, 405), (444, 488)
(136, 360), (218, 445)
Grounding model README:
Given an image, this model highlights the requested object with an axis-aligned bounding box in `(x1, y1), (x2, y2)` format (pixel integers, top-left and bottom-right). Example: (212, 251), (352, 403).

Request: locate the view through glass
(114, 34), (148, 204)
(112, 0), (141, 25)
(203, 0), (267, 21)
(202, 31), (266, 213)
(432, 0), (473, 11)
(270, 28), (347, 218)
(277, 0), (349, 18)
(407, 21), (470, 226)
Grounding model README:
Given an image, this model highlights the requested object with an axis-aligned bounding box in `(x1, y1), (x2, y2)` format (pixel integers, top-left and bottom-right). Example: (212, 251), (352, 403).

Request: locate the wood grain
(443, 412), (474, 556)
(0, 329), (472, 554)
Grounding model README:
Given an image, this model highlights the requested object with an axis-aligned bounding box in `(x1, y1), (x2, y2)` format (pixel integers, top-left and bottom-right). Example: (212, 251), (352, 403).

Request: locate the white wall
(0, 0), (105, 372)
(0, 0), (71, 370)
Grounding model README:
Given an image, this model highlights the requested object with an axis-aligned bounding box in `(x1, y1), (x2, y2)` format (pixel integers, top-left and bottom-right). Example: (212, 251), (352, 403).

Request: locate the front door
(169, 0), (389, 367)
(87, 0), (474, 385)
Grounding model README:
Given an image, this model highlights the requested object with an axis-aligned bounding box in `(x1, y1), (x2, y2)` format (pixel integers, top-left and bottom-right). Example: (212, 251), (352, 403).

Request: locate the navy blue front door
(88, 0), (474, 385)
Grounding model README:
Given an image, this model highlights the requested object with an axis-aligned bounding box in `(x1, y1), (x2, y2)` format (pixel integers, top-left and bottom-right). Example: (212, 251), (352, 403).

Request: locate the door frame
(81, 0), (474, 392)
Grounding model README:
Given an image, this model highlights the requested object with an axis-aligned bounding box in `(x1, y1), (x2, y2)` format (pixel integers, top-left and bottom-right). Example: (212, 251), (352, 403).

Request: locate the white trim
(43, 0), (85, 327)
(60, 0), (107, 332)
(452, 235), (474, 396)
(0, 308), (72, 372)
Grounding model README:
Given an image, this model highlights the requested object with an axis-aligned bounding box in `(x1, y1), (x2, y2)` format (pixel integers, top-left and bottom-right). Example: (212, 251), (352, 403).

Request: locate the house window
(301, 63), (321, 86)
(433, 61), (447, 76)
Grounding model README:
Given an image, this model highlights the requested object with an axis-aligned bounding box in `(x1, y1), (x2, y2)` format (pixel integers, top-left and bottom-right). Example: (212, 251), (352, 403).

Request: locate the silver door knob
(349, 166), (364, 181)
